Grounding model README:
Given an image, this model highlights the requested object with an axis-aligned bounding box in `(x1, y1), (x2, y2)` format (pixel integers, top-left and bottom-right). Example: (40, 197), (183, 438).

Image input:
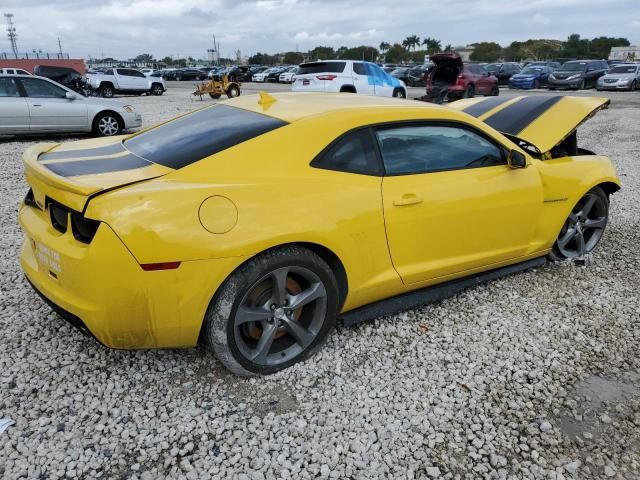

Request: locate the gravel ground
(1, 87), (639, 480)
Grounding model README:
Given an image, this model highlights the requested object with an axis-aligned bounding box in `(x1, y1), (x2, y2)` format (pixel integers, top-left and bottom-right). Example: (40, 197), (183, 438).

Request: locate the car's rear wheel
(533, 79), (541, 89)
(463, 85), (475, 98)
(549, 187), (609, 261)
(93, 112), (123, 137)
(392, 88), (406, 98)
(490, 85), (499, 96)
(203, 246), (339, 376)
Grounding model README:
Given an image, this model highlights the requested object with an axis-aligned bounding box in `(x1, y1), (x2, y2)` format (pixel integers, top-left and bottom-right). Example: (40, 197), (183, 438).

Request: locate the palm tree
(444, 44), (453, 52)
(379, 42), (391, 53)
(422, 37), (443, 54)
(403, 35), (421, 52)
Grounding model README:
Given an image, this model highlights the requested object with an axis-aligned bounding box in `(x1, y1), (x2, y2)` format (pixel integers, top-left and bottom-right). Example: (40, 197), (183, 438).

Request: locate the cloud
(1, 0), (638, 59)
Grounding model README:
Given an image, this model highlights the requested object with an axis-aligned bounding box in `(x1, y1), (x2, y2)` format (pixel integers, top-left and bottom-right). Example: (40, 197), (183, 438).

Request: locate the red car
(425, 53), (499, 102)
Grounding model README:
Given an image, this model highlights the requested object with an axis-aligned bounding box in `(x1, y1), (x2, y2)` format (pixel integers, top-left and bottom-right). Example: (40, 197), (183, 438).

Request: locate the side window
(6, 69), (15, 74)
(376, 124), (505, 176)
(352, 63), (367, 75)
(116, 68), (130, 76)
(132, 70), (146, 78)
(19, 78), (67, 98)
(312, 129), (381, 175)
(17, 69), (29, 75)
(0, 78), (21, 97)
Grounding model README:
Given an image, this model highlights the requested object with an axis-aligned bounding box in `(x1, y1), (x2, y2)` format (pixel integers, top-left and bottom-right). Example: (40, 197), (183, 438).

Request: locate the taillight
(70, 214), (100, 244)
(50, 204), (68, 234)
(316, 75), (337, 81)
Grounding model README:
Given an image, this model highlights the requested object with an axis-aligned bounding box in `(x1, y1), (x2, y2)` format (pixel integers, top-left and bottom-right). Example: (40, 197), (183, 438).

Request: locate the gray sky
(3, 0), (639, 60)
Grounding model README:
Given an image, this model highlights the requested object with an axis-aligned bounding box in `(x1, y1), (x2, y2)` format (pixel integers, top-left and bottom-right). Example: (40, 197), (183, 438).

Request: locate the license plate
(303, 79), (310, 86)
(33, 239), (62, 275)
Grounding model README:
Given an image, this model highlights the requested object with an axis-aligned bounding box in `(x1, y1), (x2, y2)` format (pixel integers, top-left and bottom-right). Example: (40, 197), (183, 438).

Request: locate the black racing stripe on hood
(462, 97), (512, 118)
(483, 95), (563, 135)
(44, 154), (151, 177)
(39, 142), (126, 161)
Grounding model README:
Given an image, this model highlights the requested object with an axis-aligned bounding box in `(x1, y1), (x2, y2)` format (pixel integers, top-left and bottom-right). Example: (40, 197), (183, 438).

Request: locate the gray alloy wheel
(151, 84), (163, 96)
(94, 113), (122, 137)
(551, 187), (608, 260)
(203, 245), (339, 376)
(100, 85), (114, 98)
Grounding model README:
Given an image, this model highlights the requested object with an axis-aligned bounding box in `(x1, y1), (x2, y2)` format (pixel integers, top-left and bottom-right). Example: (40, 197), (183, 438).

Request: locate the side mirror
(508, 150), (527, 169)
(65, 91), (77, 100)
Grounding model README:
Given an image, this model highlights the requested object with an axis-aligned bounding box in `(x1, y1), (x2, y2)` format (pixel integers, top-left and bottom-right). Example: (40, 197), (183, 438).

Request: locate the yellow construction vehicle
(193, 74), (241, 100)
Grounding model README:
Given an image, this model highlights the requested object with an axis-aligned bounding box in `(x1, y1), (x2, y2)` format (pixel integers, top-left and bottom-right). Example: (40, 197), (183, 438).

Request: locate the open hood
(23, 138), (172, 213)
(449, 95), (610, 154)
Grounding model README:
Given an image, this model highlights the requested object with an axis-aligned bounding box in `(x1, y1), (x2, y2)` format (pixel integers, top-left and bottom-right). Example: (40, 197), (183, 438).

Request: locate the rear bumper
(19, 202), (245, 350)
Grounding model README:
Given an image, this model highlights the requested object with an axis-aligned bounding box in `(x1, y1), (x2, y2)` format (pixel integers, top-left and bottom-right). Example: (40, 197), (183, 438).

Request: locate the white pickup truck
(86, 68), (166, 98)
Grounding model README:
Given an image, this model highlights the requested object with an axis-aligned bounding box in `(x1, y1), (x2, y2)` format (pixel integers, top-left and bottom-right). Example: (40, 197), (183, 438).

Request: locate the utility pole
(57, 37), (63, 58)
(4, 13), (19, 57)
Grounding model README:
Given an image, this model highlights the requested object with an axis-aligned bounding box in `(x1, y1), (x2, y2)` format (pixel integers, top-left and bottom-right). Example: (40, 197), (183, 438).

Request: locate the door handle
(32, 104), (41, 107)
(393, 193), (423, 206)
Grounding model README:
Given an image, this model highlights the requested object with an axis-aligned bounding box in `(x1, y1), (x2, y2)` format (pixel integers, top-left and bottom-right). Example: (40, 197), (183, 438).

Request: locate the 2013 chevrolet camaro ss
(19, 92), (620, 375)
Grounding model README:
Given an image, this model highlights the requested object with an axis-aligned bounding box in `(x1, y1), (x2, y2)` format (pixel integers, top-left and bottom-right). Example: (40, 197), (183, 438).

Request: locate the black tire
(100, 84), (114, 98)
(549, 186), (609, 261)
(203, 245), (339, 376)
(226, 85), (240, 98)
(576, 79), (585, 90)
(463, 85), (475, 98)
(392, 88), (406, 99)
(150, 84), (164, 96)
(92, 112), (123, 137)
(340, 86), (356, 94)
(209, 93), (222, 99)
(631, 80), (637, 91)
(176, 76), (182, 81)
(533, 79), (541, 89)
(490, 85), (499, 96)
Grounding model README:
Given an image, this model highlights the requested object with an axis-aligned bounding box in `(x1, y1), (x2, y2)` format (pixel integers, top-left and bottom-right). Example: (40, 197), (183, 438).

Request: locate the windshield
(521, 66), (544, 74)
(390, 68), (408, 75)
(559, 62), (587, 72)
(609, 65), (637, 74)
(485, 63), (501, 71)
(125, 105), (287, 169)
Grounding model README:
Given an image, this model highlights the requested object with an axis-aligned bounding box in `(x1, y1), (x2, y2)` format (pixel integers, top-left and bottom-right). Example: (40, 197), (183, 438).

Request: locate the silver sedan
(0, 74), (142, 137)
(597, 64), (640, 91)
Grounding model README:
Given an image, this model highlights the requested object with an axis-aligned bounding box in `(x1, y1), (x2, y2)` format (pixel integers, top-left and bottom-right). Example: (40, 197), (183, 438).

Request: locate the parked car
(140, 68), (155, 76)
(425, 53), (498, 102)
(525, 61), (561, 69)
(266, 66), (289, 82)
(597, 63), (640, 91)
(252, 67), (278, 83)
(279, 66), (299, 83)
(18, 93), (619, 375)
(0, 74), (141, 136)
(390, 66), (428, 87)
(508, 65), (555, 89)
(34, 65), (90, 96)
(0, 67), (31, 75)
(86, 68), (166, 97)
(483, 62), (521, 85)
(548, 60), (609, 90)
(241, 66), (266, 82)
(292, 60), (407, 98)
(381, 64), (399, 73)
(174, 68), (208, 81)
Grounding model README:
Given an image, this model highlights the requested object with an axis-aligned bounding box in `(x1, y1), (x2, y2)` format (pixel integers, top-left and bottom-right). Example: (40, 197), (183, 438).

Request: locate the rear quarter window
(124, 104), (288, 169)
(297, 62), (346, 75)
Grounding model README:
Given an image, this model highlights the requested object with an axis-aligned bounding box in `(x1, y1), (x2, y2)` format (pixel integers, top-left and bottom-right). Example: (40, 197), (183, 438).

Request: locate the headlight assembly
(123, 105), (136, 113)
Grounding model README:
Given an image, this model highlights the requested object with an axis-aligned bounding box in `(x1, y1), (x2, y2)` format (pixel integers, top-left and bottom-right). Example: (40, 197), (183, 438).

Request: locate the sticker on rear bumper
(33, 240), (61, 274)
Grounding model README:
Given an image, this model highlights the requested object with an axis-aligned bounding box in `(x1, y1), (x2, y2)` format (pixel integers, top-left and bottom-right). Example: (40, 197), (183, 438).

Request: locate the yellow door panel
(383, 164), (544, 284)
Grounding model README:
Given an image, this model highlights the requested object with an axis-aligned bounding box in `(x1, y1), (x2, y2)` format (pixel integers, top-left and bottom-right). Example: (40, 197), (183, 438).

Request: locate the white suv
(292, 60), (407, 98)
(0, 67), (31, 75)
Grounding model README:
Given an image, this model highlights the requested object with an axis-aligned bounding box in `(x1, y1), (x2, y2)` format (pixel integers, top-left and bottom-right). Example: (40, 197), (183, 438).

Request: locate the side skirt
(340, 257), (547, 327)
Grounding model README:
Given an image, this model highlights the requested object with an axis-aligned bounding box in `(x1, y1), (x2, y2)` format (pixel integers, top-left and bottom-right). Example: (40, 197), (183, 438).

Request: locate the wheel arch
(596, 181), (621, 197)
(340, 85), (357, 93)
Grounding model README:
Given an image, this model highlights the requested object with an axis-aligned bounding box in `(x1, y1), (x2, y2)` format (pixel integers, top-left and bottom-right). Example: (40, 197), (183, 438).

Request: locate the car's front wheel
(93, 112), (123, 137)
(463, 85), (475, 98)
(150, 84), (164, 96)
(550, 187), (609, 260)
(203, 246), (339, 376)
(392, 88), (406, 99)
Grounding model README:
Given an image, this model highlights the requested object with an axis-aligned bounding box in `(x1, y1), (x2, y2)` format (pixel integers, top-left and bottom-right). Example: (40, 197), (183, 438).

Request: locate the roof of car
(225, 92), (439, 123)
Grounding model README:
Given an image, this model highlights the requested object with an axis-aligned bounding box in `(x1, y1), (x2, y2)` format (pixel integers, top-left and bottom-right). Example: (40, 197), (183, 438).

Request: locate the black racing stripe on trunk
(44, 154), (150, 177)
(39, 142), (125, 161)
(462, 96), (513, 118)
(483, 95), (563, 135)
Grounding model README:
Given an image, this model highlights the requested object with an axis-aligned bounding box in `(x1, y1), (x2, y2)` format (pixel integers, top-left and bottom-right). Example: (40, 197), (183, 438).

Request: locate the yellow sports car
(19, 92), (620, 375)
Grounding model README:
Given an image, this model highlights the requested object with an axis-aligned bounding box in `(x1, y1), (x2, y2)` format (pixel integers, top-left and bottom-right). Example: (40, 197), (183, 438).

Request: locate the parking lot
(1, 86), (640, 479)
